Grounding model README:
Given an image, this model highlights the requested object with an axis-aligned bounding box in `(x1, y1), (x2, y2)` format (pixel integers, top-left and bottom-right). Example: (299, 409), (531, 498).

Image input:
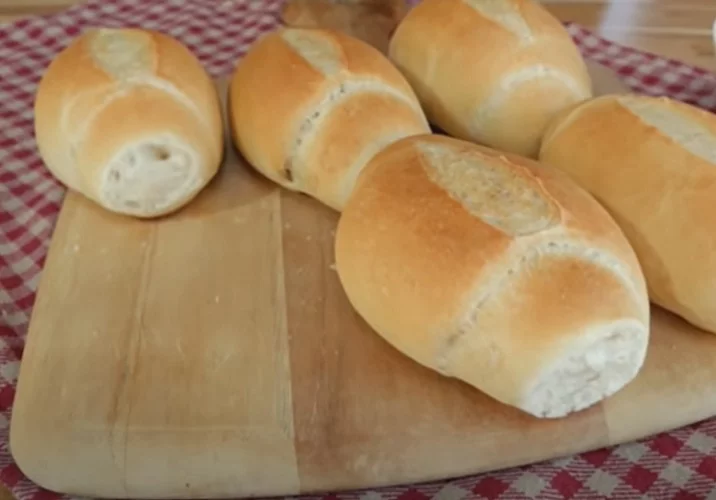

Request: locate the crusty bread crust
(228, 27), (430, 211)
(34, 28), (224, 218)
(336, 134), (650, 418)
(388, 0), (592, 158)
(540, 93), (716, 333)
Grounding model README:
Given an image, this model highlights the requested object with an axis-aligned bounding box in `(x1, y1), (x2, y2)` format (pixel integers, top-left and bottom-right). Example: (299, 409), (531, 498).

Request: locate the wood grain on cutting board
(9, 66), (716, 498)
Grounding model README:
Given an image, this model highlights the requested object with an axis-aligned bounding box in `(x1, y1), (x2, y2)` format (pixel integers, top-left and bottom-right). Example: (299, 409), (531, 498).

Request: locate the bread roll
(335, 134), (650, 418)
(33, 28), (224, 218)
(388, 0), (592, 158)
(540, 94), (716, 333)
(228, 27), (430, 211)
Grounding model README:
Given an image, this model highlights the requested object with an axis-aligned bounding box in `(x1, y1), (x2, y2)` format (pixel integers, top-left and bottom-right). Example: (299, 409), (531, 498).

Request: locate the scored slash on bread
(335, 134), (651, 419)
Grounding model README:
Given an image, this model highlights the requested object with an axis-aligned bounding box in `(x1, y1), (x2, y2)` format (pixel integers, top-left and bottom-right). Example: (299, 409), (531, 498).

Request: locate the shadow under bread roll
(540, 94), (716, 334)
(33, 28), (224, 218)
(335, 134), (650, 419)
(228, 27), (430, 212)
(388, 0), (592, 159)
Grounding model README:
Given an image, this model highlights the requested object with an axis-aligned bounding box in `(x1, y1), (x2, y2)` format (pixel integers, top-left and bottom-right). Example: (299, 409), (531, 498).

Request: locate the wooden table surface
(0, 0), (713, 499)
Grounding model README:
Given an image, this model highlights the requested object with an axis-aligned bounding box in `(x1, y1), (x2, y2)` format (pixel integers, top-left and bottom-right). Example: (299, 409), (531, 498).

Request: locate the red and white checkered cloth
(1, 1), (716, 499)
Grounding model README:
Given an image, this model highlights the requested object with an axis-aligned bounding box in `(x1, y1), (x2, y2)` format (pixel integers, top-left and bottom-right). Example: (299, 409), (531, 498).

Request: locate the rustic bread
(388, 0), (592, 158)
(34, 28), (224, 218)
(540, 93), (716, 334)
(335, 134), (650, 418)
(228, 27), (430, 211)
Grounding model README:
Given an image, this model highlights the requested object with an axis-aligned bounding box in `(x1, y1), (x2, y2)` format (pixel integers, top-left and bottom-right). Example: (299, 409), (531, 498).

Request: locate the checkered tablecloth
(1, 1), (716, 499)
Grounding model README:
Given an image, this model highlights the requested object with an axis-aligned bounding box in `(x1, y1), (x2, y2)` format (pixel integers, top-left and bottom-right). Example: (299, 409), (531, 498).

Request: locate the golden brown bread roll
(540, 93), (716, 334)
(228, 27), (430, 211)
(34, 28), (224, 218)
(335, 134), (650, 418)
(388, 0), (592, 158)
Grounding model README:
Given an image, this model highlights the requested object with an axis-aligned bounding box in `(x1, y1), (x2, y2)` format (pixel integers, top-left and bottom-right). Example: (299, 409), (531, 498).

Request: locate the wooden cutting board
(10, 63), (716, 499)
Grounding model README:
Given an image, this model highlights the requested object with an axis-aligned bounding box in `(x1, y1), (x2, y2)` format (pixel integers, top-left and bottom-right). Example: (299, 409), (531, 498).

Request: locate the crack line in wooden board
(76, 202), (157, 495)
(270, 184), (301, 488)
(124, 226), (156, 494)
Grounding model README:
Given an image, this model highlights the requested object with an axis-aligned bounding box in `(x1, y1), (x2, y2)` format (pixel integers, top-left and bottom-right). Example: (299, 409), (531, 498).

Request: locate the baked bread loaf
(335, 134), (650, 418)
(34, 28), (224, 218)
(388, 0), (592, 158)
(228, 27), (430, 211)
(540, 94), (716, 334)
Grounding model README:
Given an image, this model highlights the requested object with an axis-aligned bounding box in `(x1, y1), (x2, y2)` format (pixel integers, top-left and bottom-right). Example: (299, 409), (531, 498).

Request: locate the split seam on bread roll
(473, 65), (589, 136)
(617, 97), (716, 163)
(284, 77), (425, 186)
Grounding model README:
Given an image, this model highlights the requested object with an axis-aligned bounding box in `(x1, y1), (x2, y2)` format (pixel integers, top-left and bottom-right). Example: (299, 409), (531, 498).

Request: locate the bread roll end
(98, 137), (203, 217)
(521, 320), (647, 418)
